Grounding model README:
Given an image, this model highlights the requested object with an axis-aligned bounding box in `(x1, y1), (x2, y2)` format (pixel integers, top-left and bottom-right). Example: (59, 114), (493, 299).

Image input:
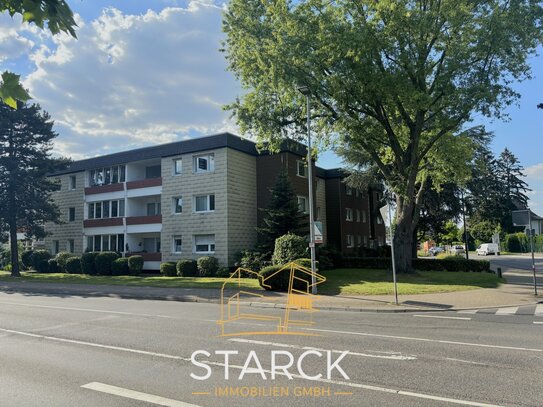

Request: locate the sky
(1, 0), (543, 211)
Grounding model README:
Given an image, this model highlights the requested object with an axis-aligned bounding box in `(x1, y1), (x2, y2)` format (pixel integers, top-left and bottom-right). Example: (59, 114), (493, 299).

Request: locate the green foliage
(0, 72), (30, 108)
(216, 267), (232, 278)
(81, 252), (99, 275)
(339, 257), (490, 273)
(55, 252), (75, 272)
(470, 221), (501, 243)
(501, 233), (543, 253)
(197, 256), (219, 277)
(437, 221), (460, 245)
(65, 256), (82, 274)
(272, 233), (307, 265)
(160, 262), (177, 277)
(127, 255), (144, 275)
(111, 258), (130, 276)
(258, 264), (313, 292)
(176, 259), (198, 277)
(94, 252), (120, 275)
(21, 250), (33, 269)
(237, 250), (269, 272)
(31, 249), (51, 271)
(47, 258), (60, 273)
(257, 170), (307, 251)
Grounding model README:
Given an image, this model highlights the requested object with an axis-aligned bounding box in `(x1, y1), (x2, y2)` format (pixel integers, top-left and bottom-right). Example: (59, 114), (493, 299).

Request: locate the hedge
(272, 234), (307, 265)
(160, 262), (177, 277)
(197, 256), (219, 277)
(259, 264), (313, 292)
(47, 259), (61, 273)
(32, 250), (52, 272)
(65, 257), (82, 274)
(177, 259), (198, 277)
(81, 252), (99, 275)
(95, 252), (121, 275)
(128, 255), (144, 275)
(339, 257), (491, 273)
(21, 250), (34, 270)
(111, 258), (130, 276)
(55, 252), (76, 272)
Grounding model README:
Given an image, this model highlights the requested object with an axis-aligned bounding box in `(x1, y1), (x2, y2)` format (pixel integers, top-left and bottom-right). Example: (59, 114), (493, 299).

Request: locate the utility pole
(461, 189), (469, 260)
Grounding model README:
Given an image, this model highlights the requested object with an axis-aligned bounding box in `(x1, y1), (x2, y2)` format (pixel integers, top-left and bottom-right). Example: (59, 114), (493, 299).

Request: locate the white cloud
(22, 1), (240, 158)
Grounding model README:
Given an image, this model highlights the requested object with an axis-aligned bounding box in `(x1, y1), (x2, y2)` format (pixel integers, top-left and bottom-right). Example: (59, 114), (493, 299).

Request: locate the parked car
(450, 245), (466, 255)
(476, 243), (500, 256)
(428, 246), (444, 256)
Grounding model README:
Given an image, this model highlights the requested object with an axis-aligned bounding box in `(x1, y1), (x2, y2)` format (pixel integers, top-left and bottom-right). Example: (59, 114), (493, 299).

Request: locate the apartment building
(44, 133), (385, 269)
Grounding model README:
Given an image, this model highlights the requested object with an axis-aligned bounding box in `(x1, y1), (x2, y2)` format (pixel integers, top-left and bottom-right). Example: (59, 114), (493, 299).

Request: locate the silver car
(450, 245), (465, 255)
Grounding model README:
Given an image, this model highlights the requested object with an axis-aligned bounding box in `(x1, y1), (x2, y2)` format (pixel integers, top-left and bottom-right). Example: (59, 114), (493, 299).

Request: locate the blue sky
(1, 0), (542, 210)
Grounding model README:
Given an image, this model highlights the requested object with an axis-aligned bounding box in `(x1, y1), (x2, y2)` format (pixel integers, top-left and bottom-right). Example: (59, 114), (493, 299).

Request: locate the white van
(476, 243), (500, 256)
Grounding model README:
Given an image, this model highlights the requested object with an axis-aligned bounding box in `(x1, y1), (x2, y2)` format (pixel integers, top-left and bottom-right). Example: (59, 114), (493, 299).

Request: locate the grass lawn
(319, 268), (504, 296)
(0, 268), (503, 296)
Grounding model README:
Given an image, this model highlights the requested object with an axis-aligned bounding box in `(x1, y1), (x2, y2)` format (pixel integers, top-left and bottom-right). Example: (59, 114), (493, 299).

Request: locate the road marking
(534, 322), (543, 325)
(0, 300), (175, 319)
(304, 328), (543, 352)
(228, 338), (417, 360)
(445, 358), (487, 366)
(495, 307), (518, 316)
(535, 304), (543, 316)
(1, 327), (500, 407)
(413, 315), (471, 321)
(82, 382), (201, 407)
(457, 310), (478, 314)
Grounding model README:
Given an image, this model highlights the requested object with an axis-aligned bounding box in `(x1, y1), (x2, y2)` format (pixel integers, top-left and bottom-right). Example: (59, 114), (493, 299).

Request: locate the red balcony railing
(126, 177), (162, 190)
(85, 183), (124, 195)
(83, 218), (123, 228)
(126, 215), (162, 225)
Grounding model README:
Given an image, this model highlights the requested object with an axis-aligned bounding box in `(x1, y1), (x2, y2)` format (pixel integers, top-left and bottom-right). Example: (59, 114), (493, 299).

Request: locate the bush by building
(31, 250), (52, 272)
(81, 252), (99, 275)
(128, 255), (144, 275)
(21, 250), (34, 269)
(259, 263), (314, 292)
(237, 250), (269, 272)
(272, 234), (307, 265)
(216, 267), (232, 278)
(176, 259), (198, 277)
(160, 262), (177, 277)
(197, 256), (219, 277)
(47, 259), (61, 273)
(94, 252), (121, 275)
(111, 258), (130, 276)
(55, 252), (76, 272)
(65, 257), (82, 274)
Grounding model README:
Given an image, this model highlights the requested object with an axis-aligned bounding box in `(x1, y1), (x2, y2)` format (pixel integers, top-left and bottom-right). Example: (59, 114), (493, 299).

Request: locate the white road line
(445, 358), (487, 366)
(304, 328), (543, 353)
(413, 315), (471, 321)
(457, 310), (478, 314)
(0, 300), (175, 319)
(534, 322), (543, 325)
(82, 382), (201, 407)
(495, 307), (518, 316)
(535, 304), (543, 316)
(1, 327), (500, 407)
(228, 338), (417, 361)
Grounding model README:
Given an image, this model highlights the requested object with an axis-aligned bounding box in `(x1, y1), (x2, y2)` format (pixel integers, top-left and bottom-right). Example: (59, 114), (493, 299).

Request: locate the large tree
(0, 102), (68, 276)
(0, 0), (77, 108)
(223, 0), (543, 272)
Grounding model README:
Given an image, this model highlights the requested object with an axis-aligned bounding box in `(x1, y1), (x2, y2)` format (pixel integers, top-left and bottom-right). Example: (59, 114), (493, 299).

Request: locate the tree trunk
(9, 217), (20, 277)
(393, 198), (416, 274)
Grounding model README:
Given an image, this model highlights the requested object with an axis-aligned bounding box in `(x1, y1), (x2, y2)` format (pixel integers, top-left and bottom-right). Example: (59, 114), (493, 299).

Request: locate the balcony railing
(126, 177), (162, 190)
(83, 218), (124, 228)
(125, 252), (162, 261)
(85, 183), (124, 195)
(126, 215), (162, 225)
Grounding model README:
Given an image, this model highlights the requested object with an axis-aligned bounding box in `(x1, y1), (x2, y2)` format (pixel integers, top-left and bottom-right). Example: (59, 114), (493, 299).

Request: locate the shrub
(293, 258), (319, 270)
(259, 264), (313, 292)
(81, 252), (99, 275)
(216, 267), (232, 278)
(21, 250), (34, 269)
(65, 257), (82, 274)
(111, 258), (130, 276)
(31, 250), (52, 271)
(237, 250), (269, 272)
(177, 259), (198, 277)
(197, 256), (219, 277)
(160, 262), (177, 277)
(47, 259), (61, 273)
(128, 255), (144, 275)
(94, 252), (120, 275)
(413, 258), (491, 273)
(55, 252), (75, 272)
(272, 234), (307, 265)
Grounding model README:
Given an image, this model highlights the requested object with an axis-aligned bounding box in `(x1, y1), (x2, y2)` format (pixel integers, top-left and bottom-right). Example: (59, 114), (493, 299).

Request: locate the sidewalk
(0, 277), (539, 312)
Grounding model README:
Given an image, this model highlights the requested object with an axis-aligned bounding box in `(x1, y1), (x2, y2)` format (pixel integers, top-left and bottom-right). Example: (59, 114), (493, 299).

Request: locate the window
(362, 210), (367, 223)
(173, 158), (182, 175)
(87, 200), (124, 219)
(296, 160), (307, 178)
(346, 186), (353, 195)
(172, 197), (183, 214)
(95, 202), (102, 218)
(356, 210), (361, 222)
(363, 235), (368, 246)
(297, 196), (308, 214)
(346, 235), (354, 248)
(89, 165), (125, 186)
(173, 236), (182, 253)
(111, 200), (118, 217)
(193, 154), (214, 173)
(53, 240), (59, 255)
(87, 234), (124, 252)
(346, 208), (353, 221)
(357, 235), (362, 247)
(194, 234), (215, 253)
(102, 201), (110, 218)
(112, 166), (119, 184)
(147, 202), (161, 216)
(194, 194), (215, 212)
(68, 207), (75, 222)
(69, 176), (76, 190)
(67, 240), (75, 253)
(145, 165), (161, 179)
(88, 203), (95, 219)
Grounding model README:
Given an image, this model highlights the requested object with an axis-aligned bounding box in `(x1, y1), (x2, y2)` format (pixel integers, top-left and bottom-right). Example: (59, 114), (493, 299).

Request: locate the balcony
(83, 218), (124, 228)
(126, 215), (162, 225)
(126, 177), (162, 190)
(85, 183), (124, 195)
(126, 252), (162, 262)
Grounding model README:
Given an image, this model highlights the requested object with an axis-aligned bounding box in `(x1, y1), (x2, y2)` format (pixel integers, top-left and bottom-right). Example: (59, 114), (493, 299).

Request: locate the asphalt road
(485, 254), (543, 288)
(0, 291), (542, 406)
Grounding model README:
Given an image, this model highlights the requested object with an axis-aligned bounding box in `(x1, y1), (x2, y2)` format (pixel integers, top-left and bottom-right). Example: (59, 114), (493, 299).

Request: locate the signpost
(380, 203), (398, 305)
(314, 221), (323, 244)
(512, 209), (538, 296)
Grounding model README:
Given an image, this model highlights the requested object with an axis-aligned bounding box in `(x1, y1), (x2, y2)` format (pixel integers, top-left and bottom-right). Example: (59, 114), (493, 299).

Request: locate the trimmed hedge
(111, 258), (130, 276)
(65, 257), (82, 274)
(21, 250), (34, 269)
(216, 267), (231, 278)
(177, 259), (198, 277)
(128, 255), (144, 275)
(160, 262), (177, 277)
(272, 234), (307, 265)
(32, 250), (52, 272)
(81, 252), (99, 275)
(55, 252), (76, 272)
(197, 256), (219, 277)
(95, 252), (121, 275)
(259, 264), (313, 292)
(339, 257), (491, 273)
(47, 259), (61, 273)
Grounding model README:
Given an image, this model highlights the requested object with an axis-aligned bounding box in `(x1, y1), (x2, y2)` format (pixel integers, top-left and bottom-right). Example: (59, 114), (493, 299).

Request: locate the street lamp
(297, 84), (317, 294)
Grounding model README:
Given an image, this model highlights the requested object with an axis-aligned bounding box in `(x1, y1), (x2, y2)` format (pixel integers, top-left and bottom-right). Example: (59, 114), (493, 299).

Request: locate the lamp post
(297, 85), (317, 294)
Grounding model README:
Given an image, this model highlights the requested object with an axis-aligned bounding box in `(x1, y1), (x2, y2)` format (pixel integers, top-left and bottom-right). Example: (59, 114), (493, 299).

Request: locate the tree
(0, 0), (77, 108)
(223, 0), (543, 272)
(257, 170), (307, 252)
(0, 102), (69, 276)
(437, 221), (460, 246)
(469, 220), (501, 244)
